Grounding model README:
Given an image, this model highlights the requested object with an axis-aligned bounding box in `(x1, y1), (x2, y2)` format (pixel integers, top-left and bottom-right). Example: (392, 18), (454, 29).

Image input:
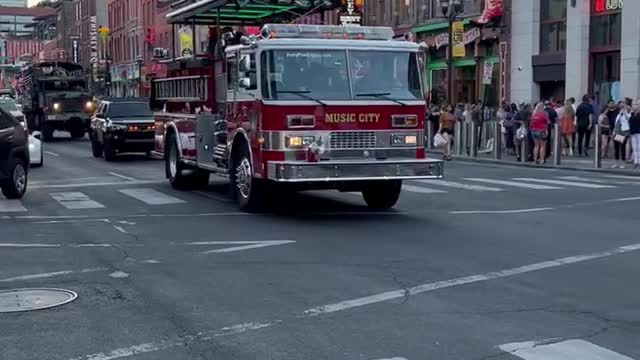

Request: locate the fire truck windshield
(261, 49), (422, 101)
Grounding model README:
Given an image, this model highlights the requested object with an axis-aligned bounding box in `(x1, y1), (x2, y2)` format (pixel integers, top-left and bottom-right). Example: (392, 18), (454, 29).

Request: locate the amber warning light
(260, 24), (394, 41)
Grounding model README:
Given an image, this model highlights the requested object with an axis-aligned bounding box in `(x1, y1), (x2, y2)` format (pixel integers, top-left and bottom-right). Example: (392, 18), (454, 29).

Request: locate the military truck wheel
(42, 123), (54, 142)
(70, 127), (85, 139)
(230, 144), (264, 212)
(362, 180), (402, 210)
(103, 139), (117, 162)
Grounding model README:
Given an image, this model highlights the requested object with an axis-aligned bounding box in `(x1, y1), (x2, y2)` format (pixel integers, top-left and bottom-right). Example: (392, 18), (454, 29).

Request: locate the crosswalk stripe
(413, 179), (503, 192)
(402, 184), (447, 194)
(118, 188), (185, 205)
(600, 174), (640, 181)
(513, 178), (616, 189)
(0, 200), (27, 212)
(557, 176), (609, 183)
(50, 192), (105, 209)
(464, 178), (562, 190)
(499, 339), (635, 360)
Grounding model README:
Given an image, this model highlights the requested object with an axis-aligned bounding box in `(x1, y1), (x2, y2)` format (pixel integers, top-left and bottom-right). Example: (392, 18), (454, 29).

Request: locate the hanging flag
(452, 21), (465, 58)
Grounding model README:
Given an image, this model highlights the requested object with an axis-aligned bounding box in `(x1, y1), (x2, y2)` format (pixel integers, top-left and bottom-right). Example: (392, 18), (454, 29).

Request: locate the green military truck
(17, 61), (96, 141)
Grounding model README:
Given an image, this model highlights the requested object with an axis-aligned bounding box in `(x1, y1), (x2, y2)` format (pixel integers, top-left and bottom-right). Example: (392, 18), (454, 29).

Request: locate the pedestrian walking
(438, 104), (456, 161)
(530, 102), (550, 164)
(612, 101), (630, 168)
(544, 100), (558, 160)
(603, 100), (619, 158)
(629, 100), (640, 168)
(575, 95), (593, 157)
(560, 100), (575, 156)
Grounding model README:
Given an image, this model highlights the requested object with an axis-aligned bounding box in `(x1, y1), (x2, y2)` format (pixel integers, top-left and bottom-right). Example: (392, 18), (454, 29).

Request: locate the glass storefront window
(592, 52), (620, 104)
(590, 13), (621, 47)
(541, 0), (567, 20)
(540, 22), (567, 52)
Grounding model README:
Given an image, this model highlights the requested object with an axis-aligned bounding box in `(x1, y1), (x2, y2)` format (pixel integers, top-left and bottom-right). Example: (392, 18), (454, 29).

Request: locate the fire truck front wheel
(361, 180), (403, 210)
(231, 145), (264, 212)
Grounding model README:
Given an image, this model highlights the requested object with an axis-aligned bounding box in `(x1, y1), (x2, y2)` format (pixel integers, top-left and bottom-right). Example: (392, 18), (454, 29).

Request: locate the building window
(540, 0), (566, 53)
(590, 12), (621, 48)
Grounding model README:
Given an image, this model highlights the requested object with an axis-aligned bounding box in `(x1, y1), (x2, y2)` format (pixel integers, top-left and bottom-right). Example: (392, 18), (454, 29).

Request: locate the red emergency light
(260, 24), (394, 41)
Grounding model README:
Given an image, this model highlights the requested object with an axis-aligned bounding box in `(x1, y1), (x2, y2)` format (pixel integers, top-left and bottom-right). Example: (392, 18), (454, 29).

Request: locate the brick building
(54, 0), (74, 61)
(107, 0), (143, 96)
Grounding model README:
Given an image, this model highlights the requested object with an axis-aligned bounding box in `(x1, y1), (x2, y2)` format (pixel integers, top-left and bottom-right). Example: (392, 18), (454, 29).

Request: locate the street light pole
(440, 0), (463, 106)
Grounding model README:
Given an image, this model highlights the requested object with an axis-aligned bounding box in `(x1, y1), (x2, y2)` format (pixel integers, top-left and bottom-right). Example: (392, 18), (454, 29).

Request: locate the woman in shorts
(438, 104), (456, 161)
(530, 102), (550, 164)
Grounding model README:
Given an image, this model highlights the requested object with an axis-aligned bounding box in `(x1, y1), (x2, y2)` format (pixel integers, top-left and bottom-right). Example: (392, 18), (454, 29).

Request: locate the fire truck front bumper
(267, 159), (444, 182)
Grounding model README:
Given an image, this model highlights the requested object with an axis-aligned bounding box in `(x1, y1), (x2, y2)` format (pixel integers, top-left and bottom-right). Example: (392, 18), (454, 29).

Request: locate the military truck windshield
(42, 79), (87, 92)
(108, 102), (152, 118)
(261, 50), (422, 101)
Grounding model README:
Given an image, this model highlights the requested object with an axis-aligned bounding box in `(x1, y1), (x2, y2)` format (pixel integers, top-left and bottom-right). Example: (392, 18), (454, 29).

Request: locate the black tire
(90, 134), (103, 158)
(103, 138), (117, 162)
(1, 157), (28, 199)
(230, 143), (264, 212)
(42, 122), (54, 142)
(165, 133), (191, 190)
(362, 180), (402, 210)
(70, 127), (85, 139)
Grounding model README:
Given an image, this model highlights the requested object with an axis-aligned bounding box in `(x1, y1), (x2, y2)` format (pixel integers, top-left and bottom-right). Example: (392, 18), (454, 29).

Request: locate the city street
(1, 135), (639, 360)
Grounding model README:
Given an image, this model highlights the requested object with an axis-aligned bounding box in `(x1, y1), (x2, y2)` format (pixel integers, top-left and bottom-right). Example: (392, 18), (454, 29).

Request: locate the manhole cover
(0, 288), (77, 313)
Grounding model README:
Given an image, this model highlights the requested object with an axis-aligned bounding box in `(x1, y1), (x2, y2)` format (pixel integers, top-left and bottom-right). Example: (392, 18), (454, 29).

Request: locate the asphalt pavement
(1, 134), (639, 360)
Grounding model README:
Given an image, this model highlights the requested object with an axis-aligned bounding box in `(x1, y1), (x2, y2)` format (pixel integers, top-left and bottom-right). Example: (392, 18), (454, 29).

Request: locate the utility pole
(439, 0), (464, 106)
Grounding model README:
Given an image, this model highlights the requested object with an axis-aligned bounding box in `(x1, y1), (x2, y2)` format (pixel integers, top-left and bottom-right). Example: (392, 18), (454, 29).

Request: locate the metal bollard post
(454, 121), (462, 155)
(426, 123), (434, 150)
(594, 124), (601, 168)
(470, 122), (478, 157)
(520, 123), (529, 163)
(553, 123), (561, 166)
(494, 120), (502, 160)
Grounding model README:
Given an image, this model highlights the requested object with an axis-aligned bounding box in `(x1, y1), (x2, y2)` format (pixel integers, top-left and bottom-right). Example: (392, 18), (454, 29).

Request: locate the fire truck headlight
(285, 135), (315, 149)
(391, 115), (418, 128)
(391, 134), (417, 146)
(53, 103), (62, 112)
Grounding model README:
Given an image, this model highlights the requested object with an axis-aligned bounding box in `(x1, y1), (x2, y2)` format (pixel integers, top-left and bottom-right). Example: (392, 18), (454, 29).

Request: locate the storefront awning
(166, 0), (312, 26)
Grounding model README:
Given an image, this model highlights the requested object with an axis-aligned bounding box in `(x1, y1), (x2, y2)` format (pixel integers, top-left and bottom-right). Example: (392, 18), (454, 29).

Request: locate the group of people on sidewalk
(428, 95), (640, 169)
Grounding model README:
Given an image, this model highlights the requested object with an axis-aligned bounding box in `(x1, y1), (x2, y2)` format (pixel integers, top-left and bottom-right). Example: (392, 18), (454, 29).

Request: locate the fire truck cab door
(226, 51), (257, 134)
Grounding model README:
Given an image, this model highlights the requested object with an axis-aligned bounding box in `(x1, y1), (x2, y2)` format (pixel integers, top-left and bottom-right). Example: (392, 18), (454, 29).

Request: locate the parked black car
(0, 108), (29, 199)
(89, 98), (155, 161)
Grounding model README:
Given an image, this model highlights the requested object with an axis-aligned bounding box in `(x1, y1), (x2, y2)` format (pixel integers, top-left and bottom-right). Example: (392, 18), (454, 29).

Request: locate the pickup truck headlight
(285, 135), (315, 149)
(391, 134), (417, 146)
(85, 101), (96, 112)
(52, 103), (62, 112)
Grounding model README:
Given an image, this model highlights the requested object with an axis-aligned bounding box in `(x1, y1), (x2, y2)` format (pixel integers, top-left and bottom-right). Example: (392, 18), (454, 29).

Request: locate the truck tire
(361, 180), (402, 210)
(42, 122), (54, 142)
(166, 133), (191, 190)
(1, 157), (27, 199)
(90, 134), (103, 158)
(230, 144), (264, 212)
(70, 127), (85, 139)
(103, 139), (117, 162)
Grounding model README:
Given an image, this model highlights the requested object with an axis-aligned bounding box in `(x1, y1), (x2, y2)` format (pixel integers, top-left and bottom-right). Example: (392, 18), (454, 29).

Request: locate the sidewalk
(426, 147), (640, 176)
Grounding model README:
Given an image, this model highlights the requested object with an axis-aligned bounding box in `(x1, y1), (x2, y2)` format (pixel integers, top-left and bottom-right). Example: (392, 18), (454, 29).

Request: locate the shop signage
(451, 21), (465, 57)
(482, 61), (494, 85)
(178, 26), (193, 57)
(72, 40), (78, 63)
(594, 0), (623, 12)
(339, 0), (362, 25)
(89, 16), (98, 64)
(435, 27), (481, 49)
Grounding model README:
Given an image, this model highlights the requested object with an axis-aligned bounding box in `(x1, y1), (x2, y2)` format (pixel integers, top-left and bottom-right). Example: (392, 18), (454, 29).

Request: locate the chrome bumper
(267, 159), (444, 182)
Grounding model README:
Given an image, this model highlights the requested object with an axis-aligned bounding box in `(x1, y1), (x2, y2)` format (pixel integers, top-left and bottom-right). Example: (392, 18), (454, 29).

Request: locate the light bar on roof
(260, 24), (395, 41)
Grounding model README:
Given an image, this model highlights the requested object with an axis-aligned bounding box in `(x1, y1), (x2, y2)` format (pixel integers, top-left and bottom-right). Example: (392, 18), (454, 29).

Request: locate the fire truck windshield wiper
(356, 92), (407, 106)
(276, 90), (327, 107)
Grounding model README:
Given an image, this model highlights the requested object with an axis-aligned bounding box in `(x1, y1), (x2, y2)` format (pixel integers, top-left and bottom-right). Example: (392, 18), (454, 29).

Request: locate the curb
(426, 151), (640, 177)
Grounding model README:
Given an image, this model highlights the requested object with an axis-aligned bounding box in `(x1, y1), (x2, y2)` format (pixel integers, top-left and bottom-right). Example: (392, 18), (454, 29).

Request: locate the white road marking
(141, 259), (160, 264)
(0, 199), (27, 212)
(414, 179), (503, 192)
(50, 192), (105, 209)
(600, 174), (640, 181)
(499, 339), (635, 360)
(450, 208), (554, 214)
(0, 243), (61, 248)
(513, 178), (616, 189)
(108, 172), (138, 182)
(112, 225), (128, 234)
(30, 180), (164, 190)
(608, 196), (640, 202)
(302, 241), (640, 316)
(109, 271), (129, 279)
(67, 321), (280, 360)
(118, 188), (185, 205)
(372, 358), (408, 360)
(0, 267), (108, 283)
(44, 151), (60, 157)
(464, 178), (562, 190)
(557, 176), (609, 183)
(187, 240), (296, 254)
(402, 184), (447, 194)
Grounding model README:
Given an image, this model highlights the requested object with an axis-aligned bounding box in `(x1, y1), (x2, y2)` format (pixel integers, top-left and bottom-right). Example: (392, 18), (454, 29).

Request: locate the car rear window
(107, 102), (152, 117)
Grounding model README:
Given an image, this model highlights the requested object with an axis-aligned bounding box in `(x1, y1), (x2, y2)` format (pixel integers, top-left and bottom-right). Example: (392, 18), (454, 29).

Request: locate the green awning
(167, 0), (316, 26)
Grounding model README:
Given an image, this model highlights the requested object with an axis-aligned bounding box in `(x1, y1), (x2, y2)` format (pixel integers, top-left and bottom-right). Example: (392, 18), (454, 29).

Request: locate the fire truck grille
(329, 131), (376, 149)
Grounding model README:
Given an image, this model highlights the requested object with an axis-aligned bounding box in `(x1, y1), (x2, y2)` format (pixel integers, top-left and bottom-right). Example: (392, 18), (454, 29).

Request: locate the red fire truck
(151, 4), (444, 211)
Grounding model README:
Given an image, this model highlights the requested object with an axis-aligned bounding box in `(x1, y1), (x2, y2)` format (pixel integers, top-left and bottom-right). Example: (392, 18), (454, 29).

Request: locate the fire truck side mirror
(238, 77), (251, 89)
(239, 55), (252, 73)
